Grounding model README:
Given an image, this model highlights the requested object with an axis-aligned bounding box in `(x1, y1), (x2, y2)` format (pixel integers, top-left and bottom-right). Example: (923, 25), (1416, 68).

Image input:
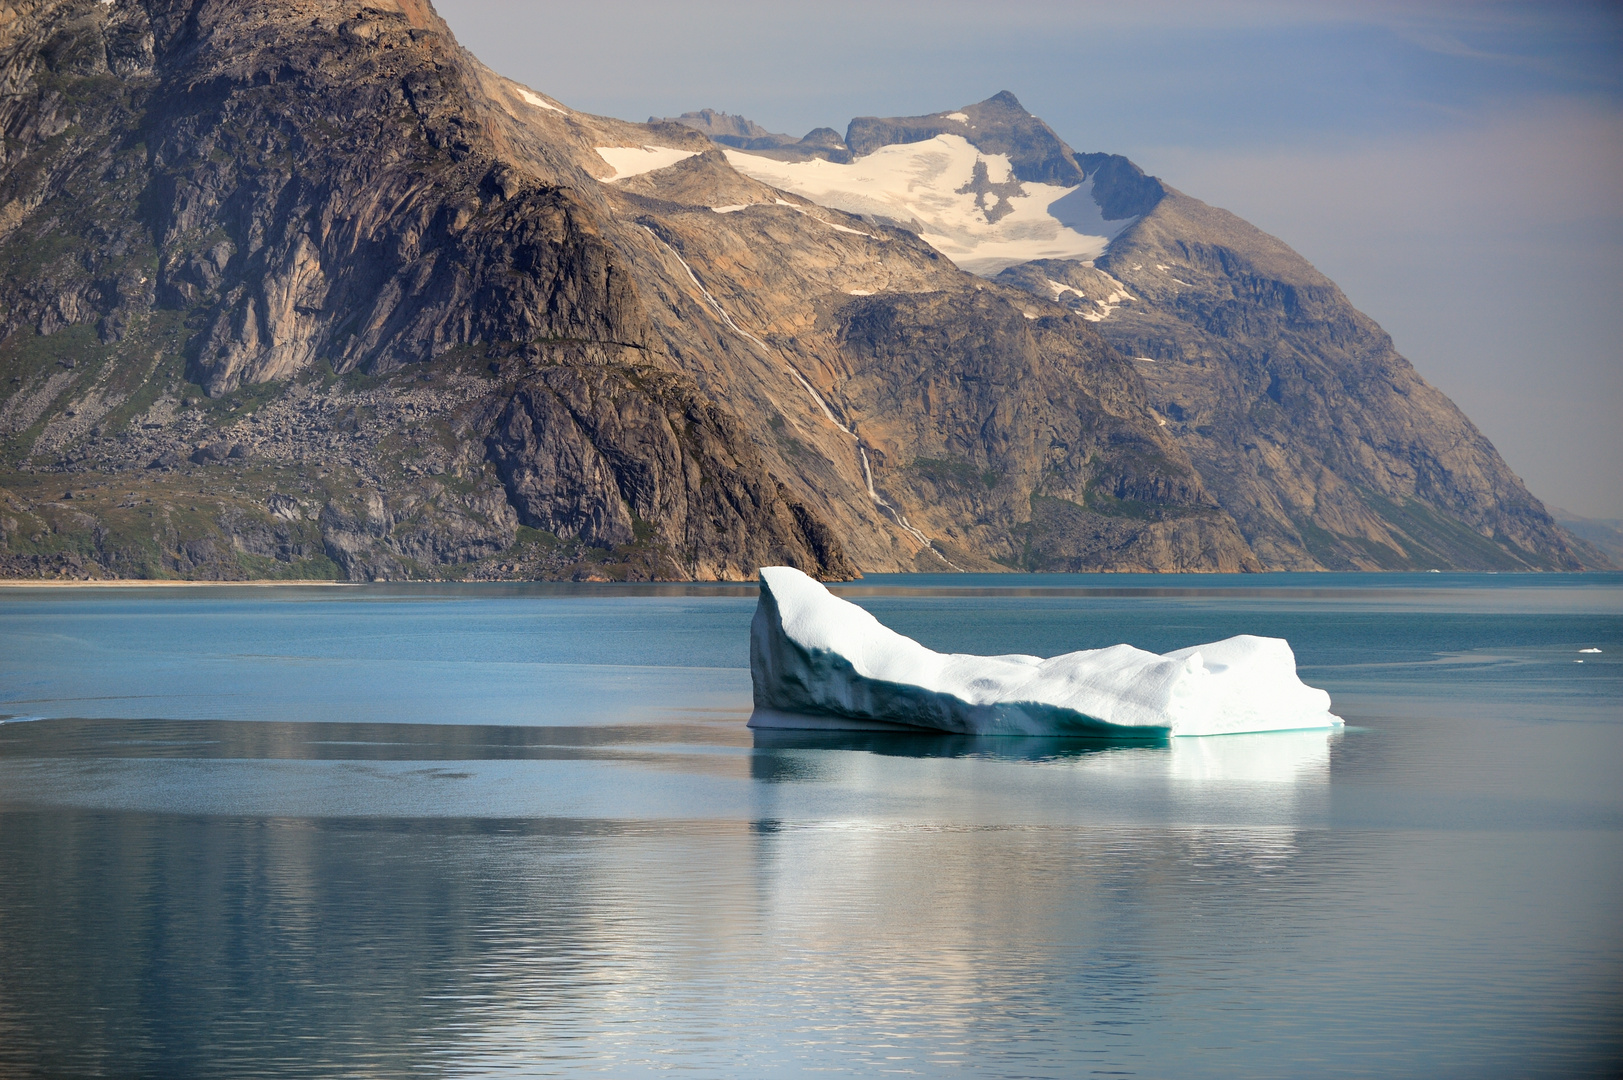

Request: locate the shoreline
(0, 579), (358, 588)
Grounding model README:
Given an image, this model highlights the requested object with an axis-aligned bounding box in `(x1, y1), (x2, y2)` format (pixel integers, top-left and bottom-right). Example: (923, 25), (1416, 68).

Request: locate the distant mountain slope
(1548, 509), (1622, 568)
(685, 93), (1593, 571)
(1032, 193), (1588, 570)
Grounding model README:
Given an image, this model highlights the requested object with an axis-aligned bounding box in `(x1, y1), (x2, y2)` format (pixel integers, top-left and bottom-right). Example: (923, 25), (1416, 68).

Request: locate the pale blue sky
(438, 0), (1623, 518)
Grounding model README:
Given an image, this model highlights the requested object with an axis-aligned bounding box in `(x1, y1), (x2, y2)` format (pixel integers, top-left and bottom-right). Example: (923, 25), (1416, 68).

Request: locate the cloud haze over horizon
(438, 0), (1623, 519)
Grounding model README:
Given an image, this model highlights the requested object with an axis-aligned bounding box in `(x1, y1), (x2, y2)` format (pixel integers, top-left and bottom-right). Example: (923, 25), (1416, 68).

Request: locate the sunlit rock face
(749, 567), (1340, 737)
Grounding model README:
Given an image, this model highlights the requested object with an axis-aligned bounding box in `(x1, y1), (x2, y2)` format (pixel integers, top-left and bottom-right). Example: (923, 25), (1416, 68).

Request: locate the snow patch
(724, 135), (1136, 276)
(769, 197), (877, 238)
(822, 219), (874, 237)
(749, 567), (1342, 737)
(944, 112), (970, 123)
(711, 204), (751, 213)
(1082, 282), (1137, 321)
(594, 145), (699, 182)
(515, 86), (566, 114)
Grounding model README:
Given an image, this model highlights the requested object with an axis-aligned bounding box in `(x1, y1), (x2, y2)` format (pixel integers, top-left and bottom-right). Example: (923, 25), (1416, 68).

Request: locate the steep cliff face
(0, 0), (852, 580)
(1001, 192), (1590, 569)
(825, 288), (1257, 571)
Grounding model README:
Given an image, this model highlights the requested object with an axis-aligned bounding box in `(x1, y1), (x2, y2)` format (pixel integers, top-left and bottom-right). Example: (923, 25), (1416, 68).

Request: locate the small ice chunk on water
(748, 567), (1341, 737)
(1579, 648), (1602, 654)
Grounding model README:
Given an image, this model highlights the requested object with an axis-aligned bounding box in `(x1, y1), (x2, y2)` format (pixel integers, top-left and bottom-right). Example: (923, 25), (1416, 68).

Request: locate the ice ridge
(748, 567), (1341, 737)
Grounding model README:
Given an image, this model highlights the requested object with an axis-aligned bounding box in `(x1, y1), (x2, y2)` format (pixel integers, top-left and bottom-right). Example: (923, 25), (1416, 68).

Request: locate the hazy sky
(437, 0), (1623, 518)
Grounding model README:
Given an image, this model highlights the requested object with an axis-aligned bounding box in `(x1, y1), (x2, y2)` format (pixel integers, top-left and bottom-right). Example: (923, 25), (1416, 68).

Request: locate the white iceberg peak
(749, 567), (1340, 737)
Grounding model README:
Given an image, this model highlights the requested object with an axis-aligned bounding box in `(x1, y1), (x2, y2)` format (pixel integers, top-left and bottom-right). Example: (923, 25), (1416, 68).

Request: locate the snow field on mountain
(514, 86), (566, 113)
(750, 567), (1341, 737)
(724, 134), (1131, 275)
(594, 145), (699, 181)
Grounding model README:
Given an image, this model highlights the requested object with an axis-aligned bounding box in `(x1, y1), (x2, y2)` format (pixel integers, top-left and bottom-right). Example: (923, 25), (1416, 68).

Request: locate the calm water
(0, 573), (1619, 1078)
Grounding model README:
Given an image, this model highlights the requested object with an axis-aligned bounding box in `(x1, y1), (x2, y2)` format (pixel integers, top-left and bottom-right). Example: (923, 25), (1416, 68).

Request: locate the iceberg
(748, 567), (1341, 737)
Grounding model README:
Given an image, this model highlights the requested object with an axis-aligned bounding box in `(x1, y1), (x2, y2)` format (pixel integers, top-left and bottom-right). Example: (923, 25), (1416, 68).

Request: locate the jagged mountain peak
(654, 108), (776, 141)
(844, 92), (1080, 187)
(650, 109), (848, 159)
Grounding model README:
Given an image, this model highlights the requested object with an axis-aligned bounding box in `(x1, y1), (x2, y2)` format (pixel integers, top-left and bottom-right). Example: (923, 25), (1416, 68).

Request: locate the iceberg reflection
(751, 726), (1333, 784)
(1168, 728), (1333, 785)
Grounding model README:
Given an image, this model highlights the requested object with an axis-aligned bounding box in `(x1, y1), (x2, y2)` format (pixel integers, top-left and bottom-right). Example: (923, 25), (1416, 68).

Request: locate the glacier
(749, 567), (1341, 737)
(723, 135), (1133, 275)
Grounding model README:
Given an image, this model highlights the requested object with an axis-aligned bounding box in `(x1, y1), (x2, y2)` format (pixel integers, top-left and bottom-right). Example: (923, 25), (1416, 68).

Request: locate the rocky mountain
(0, 0), (1596, 580)
(0, 0), (856, 580)
(712, 93), (1600, 571)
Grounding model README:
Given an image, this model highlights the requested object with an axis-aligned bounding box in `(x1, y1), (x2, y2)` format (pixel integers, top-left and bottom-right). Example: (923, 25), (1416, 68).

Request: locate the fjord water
(0, 575), (1618, 1078)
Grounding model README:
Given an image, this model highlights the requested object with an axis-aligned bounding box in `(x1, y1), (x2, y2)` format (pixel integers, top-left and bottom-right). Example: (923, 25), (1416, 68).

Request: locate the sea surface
(0, 573), (1618, 1078)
